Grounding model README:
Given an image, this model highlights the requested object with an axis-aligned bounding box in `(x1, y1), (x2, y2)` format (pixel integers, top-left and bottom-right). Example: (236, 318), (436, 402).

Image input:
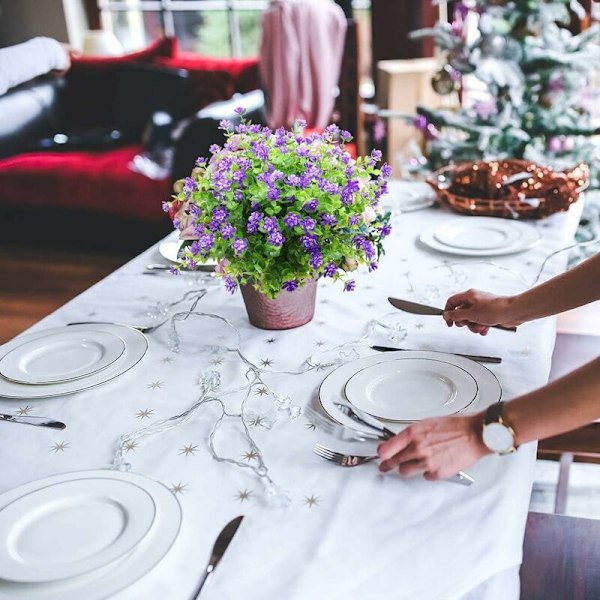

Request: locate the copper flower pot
(240, 280), (317, 330)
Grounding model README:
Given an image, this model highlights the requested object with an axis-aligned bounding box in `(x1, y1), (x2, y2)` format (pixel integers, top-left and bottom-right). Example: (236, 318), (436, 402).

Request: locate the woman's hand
(443, 289), (522, 335)
(377, 414), (491, 480)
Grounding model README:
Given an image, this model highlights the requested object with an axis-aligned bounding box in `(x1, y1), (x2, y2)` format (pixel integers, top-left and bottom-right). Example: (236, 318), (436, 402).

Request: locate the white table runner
(0, 185), (583, 599)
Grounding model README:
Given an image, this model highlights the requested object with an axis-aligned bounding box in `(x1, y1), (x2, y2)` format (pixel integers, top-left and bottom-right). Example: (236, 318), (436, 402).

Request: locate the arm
(0, 37), (69, 96)
(443, 252), (600, 334)
(377, 355), (600, 479)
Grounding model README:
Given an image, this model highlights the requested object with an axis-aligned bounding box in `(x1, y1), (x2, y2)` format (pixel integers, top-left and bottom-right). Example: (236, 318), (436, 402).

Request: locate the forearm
(0, 37), (68, 95)
(509, 252), (600, 323)
(503, 355), (600, 445)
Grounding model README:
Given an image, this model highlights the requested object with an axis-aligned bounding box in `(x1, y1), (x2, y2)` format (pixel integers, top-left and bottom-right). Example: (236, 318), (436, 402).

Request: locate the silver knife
(370, 345), (502, 364)
(192, 515), (244, 598)
(0, 413), (66, 429)
(146, 263), (216, 273)
(388, 297), (517, 332)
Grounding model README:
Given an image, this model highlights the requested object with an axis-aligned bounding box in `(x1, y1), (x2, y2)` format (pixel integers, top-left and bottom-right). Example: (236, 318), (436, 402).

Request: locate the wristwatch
(482, 402), (518, 455)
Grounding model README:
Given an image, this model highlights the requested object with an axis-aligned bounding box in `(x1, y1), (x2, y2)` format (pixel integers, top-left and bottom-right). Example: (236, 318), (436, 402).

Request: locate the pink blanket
(260, 0), (347, 129)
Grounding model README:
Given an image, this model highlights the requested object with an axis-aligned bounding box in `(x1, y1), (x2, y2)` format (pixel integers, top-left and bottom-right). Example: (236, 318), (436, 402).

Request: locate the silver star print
(305, 422), (316, 431)
(315, 340), (326, 347)
(304, 494), (320, 508)
(415, 323), (425, 330)
(135, 409), (154, 419)
(254, 387), (269, 396)
(17, 406), (33, 416)
(124, 440), (139, 453)
(259, 358), (273, 368)
(50, 441), (69, 453)
(266, 338), (277, 344)
(161, 356), (174, 364)
(316, 320), (326, 326)
(242, 450), (259, 461)
(211, 357), (224, 366)
(247, 415), (267, 428)
(235, 489), (252, 502)
(147, 381), (164, 390)
(179, 444), (198, 456)
(320, 299), (329, 305)
(171, 482), (187, 494)
(366, 303), (376, 309)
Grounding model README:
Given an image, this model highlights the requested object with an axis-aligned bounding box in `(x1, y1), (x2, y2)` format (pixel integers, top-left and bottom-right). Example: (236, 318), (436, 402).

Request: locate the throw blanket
(260, 0), (347, 129)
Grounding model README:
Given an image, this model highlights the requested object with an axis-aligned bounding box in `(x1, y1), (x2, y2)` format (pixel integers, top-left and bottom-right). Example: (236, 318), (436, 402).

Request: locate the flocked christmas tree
(411, 0), (600, 182)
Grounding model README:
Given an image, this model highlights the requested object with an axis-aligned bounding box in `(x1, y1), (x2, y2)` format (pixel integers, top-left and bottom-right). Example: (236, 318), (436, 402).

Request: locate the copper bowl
(427, 159), (589, 219)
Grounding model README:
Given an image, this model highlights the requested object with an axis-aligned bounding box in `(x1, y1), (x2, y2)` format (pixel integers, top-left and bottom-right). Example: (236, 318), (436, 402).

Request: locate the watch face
(483, 422), (514, 454)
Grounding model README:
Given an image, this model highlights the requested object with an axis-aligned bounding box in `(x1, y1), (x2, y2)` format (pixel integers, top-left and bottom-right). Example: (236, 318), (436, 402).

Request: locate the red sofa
(0, 38), (260, 246)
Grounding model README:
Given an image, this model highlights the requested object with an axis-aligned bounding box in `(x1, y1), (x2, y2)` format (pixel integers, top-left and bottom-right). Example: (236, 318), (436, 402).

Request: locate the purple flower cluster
(247, 211), (263, 234)
(283, 213), (301, 228)
(302, 198), (319, 212)
(282, 279), (299, 292)
(232, 238), (248, 256)
(320, 214), (337, 226)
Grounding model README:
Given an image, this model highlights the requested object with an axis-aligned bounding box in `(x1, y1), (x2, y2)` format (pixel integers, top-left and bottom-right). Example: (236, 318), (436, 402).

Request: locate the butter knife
(388, 297), (517, 332)
(371, 345), (502, 364)
(192, 515), (244, 598)
(0, 413), (66, 429)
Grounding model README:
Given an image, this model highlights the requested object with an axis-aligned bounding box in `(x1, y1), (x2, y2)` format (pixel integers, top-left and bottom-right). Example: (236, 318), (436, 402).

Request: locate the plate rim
(0, 477), (157, 583)
(0, 330), (126, 386)
(343, 357), (480, 422)
(433, 220), (523, 251)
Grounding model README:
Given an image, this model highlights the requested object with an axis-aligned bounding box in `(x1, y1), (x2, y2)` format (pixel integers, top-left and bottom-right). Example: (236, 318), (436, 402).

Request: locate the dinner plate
(382, 180), (435, 213)
(159, 239), (217, 267)
(0, 470), (181, 600)
(318, 351), (501, 434)
(344, 358), (478, 421)
(0, 325), (148, 399)
(0, 330), (125, 385)
(0, 478), (156, 583)
(419, 217), (540, 256)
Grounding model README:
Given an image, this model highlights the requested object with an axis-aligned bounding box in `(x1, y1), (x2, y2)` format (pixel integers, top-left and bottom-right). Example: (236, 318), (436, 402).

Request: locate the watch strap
(485, 401), (504, 425)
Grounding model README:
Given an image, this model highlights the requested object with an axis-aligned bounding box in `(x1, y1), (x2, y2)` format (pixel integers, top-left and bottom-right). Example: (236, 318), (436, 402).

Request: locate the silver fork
(304, 405), (382, 442)
(313, 443), (475, 486)
(67, 319), (169, 334)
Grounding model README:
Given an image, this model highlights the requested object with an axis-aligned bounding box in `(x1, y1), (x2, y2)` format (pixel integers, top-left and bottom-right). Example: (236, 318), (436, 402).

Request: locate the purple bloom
(286, 174), (301, 186)
(220, 222), (236, 239)
(224, 276), (237, 294)
(197, 233), (215, 253)
(195, 156), (206, 167)
(302, 198), (319, 212)
(295, 119), (307, 129)
(161, 201), (170, 213)
(297, 146), (310, 158)
(301, 235), (319, 252)
(309, 251), (323, 269)
(263, 216), (280, 233)
(234, 106), (245, 115)
(283, 213), (301, 228)
(249, 123), (262, 134)
(349, 215), (361, 226)
(371, 149), (382, 162)
(183, 177), (197, 196)
(320, 213), (337, 226)
(212, 207), (229, 224)
(344, 166), (354, 178)
(381, 223), (392, 237)
(324, 262), (337, 278)
(301, 217), (316, 232)
(382, 163), (393, 178)
(247, 211), (263, 234)
(369, 261), (378, 272)
(282, 279), (299, 292)
(474, 99), (498, 120)
(340, 130), (353, 142)
(232, 237), (248, 256)
(209, 144), (221, 154)
(267, 186), (281, 201)
(189, 204), (202, 216)
(219, 119), (232, 130)
(344, 280), (356, 292)
(169, 266), (179, 276)
(268, 231), (285, 246)
(234, 190), (245, 202)
(251, 141), (269, 161)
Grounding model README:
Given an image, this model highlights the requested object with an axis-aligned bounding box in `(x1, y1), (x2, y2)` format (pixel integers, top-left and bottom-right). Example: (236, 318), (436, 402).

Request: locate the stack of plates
(0, 470), (181, 599)
(318, 350), (501, 433)
(0, 324), (148, 399)
(419, 216), (540, 256)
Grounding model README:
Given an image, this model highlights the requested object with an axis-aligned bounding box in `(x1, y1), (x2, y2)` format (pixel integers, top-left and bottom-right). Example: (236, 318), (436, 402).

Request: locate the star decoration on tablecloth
(180, 444), (199, 456)
(415, 323), (425, 330)
(211, 357), (224, 366)
(312, 363), (327, 371)
(17, 406), (33, 416)
(366, 302), (376, 309)
(419, 343), (434, 351)
(305, 422), (316, 431)
(147, 381), (164, 390)
(135, 409), (154, 419)
(124, 440), (139, 453)
(88, 311), (97, 317)
(259, 358), (273, 368)
(316, 320), (326, 326)
(315, 340), (326, 347)
(171, 482), (187, 494)
(254, 387), (269, 396)
(320, 299), (329, 305)
(242, 450), (259, 461)
(303, 494), (320, 508)
(235, 489), (253, 502)
(161, 356), (174, 364)
(247, 415), (268, 428)
(265, 338), (277, 344)
(50, 441), (69, 453)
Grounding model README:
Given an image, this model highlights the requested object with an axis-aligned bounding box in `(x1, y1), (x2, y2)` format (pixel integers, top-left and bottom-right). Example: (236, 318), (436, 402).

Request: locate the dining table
(0, 180), (585, 599)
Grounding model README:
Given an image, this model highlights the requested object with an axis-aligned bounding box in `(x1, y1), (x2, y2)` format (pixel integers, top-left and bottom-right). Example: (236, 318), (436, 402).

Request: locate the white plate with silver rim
(419, 217), (540, 256)
(0, 470), (181, 600)
(344, 358), (479, 422)
(0, 330), (125, 385)
(0, 325), (148, 399)
(318, 351), (502, 434)
(159, 239), (217, 267)
(0, 478), (156, 583)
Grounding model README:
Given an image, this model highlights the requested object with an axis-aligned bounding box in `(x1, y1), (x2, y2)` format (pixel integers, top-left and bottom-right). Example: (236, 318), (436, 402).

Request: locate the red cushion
(0, 146), (171, 222)
(154, 54), (260, 111)
(72, 37), (176, 68)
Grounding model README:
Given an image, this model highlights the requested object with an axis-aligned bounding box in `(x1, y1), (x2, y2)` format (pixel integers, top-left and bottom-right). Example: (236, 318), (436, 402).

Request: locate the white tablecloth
(0, 186), (583, 599)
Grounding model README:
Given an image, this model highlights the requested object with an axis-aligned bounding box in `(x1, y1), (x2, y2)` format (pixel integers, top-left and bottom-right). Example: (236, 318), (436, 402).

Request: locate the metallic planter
(240, 280), (317, 330)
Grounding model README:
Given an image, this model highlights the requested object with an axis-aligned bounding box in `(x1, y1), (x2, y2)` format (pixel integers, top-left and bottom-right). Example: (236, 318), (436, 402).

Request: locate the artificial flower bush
(165, 112), (391, 299)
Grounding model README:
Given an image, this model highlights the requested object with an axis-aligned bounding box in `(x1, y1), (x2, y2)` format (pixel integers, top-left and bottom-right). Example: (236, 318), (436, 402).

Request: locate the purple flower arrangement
(166, 113), (391, 299)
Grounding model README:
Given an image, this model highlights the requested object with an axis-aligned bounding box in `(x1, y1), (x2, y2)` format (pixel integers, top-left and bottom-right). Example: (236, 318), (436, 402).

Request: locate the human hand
(443, 289), (521, 335)
(377, 414), (490, 480)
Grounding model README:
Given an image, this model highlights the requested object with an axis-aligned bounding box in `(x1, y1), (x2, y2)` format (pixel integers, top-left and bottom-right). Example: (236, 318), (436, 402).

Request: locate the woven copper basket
(427, 159), (589, 219)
